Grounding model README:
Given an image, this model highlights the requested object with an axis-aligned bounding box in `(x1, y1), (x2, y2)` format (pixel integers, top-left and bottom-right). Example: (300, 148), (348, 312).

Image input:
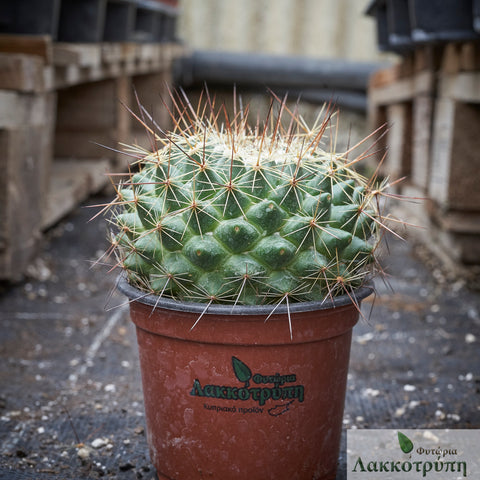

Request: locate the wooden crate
(430, 98), (480, 212)
(55, 77), (131, 162)
(0, 34), (183, 280)
(368, 42), (480, 265)
(0, 91), (56, 280)
(368, 46), (439, 191)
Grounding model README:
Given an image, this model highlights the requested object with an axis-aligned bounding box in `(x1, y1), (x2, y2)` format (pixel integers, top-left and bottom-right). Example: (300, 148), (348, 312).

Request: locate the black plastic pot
(132, 0), (178, 42)
(388, 0), (413, 50)
(409, 0), (480, 43)
(57, 0), (107, 43)
(474, 0), (480, 32)
(103, 0), (136, 42)
(366, 0), (392, 52)
(0, 0), (61, 38)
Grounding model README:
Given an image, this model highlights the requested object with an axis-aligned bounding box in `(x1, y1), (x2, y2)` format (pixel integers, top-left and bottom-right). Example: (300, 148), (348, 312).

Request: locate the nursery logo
(190, 356), (304, 415)
(347, 429), (479, 479)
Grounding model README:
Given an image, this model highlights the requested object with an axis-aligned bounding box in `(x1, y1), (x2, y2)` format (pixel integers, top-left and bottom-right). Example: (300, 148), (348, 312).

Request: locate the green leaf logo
(398, 431), (414, 454)
(232, 357), (252, 387)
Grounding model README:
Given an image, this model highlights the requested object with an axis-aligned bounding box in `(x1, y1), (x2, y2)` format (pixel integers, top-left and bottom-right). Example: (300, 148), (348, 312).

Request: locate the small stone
(403, 384), (416, 392)
(362, 388), (380, 397)
(394, 407), (406, 417)
(465, 333), (476, 344)
(435, 410), (446, 420)
(355, 332), (374, 344)
(91, 438), (108, 449)
(447, 413), (460, 422)
(408, 400), (421, 409)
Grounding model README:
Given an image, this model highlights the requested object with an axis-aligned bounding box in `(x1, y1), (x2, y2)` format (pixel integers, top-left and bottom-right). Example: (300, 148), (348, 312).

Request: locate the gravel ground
(0, 195), (479, 479)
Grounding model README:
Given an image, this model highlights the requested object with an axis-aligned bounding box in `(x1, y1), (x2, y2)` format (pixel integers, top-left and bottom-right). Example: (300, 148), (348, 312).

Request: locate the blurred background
(178, 0), (381, 60)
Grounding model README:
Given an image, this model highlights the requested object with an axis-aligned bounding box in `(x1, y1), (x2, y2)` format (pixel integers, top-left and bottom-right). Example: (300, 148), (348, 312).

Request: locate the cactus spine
(108, 94), (388, 307)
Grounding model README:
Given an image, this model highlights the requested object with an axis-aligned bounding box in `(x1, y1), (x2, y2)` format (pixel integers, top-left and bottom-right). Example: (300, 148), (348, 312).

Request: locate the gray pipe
(175, 50), (384, 92)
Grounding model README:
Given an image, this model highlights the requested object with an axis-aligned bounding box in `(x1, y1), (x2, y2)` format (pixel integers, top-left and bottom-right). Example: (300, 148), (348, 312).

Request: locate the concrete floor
(0, 195), (479, 479)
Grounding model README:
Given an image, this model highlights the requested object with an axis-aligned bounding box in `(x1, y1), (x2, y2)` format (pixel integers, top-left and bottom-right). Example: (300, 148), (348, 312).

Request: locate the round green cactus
(108, 95), (388, 306)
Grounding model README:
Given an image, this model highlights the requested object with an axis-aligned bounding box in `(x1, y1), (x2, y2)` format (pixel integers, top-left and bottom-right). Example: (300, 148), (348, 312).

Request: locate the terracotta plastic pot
(118, 277), (372, 480)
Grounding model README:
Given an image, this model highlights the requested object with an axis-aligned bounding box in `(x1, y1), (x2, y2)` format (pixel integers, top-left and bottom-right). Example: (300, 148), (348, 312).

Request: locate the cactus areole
(109, 94), (388, 314)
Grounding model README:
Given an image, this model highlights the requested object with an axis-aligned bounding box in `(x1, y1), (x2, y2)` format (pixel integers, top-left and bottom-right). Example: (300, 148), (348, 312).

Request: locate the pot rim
(117, 275), (374, 316)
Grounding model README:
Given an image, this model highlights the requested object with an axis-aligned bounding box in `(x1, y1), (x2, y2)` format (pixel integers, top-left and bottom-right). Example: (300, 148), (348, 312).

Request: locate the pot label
(189, 356), (305, 416)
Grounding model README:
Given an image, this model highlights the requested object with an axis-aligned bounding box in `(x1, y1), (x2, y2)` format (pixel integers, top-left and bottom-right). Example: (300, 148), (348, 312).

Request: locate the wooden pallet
(0, 34), (184, 280)
(368, 42), (480, 265)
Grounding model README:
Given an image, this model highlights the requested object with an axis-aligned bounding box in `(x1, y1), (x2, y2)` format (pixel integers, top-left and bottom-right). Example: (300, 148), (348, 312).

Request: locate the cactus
(107, 93), (390, 308)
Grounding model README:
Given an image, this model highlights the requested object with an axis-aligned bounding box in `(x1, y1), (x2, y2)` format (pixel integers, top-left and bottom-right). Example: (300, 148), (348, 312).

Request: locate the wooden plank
(441, 43), (461, 75)
(53, 43), (102, 67)
(101, 43), (124, 63)
(435, 228), (480, 264)
(0, 90), (22, 127)
(369, 70), (434, 107)
(0, 53), (45, 92)
(385, 103), (412, 185)
(56, 79), (117, 130)
(447, 102), (480, 211)
(429, 97), (455, 206)
(52, 43), (178, 89)
(120, 42), (140, 63)
(441, 42), (480, 74)
(411, 94), (433, 191)
(438, 72), (480, 103)
(368, 77), (413, 105)
(0, 88), (55, 128)
(413, 70), (435, 96)
(43, 159), (111, 229)
(0, 105), (54, 280)
(430, 99), (480, 211)
(0, 34), (52, 63)
(55, 77), (132, 160)
(460, 42), (480, 72)
(115, 75), (133, 168)
(369, 66), (400, 89)
(367, 103), (387, 152)
(434, 209), (480, 234)
(0, 41), (182, 92)
(414, 44), (443, 73)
